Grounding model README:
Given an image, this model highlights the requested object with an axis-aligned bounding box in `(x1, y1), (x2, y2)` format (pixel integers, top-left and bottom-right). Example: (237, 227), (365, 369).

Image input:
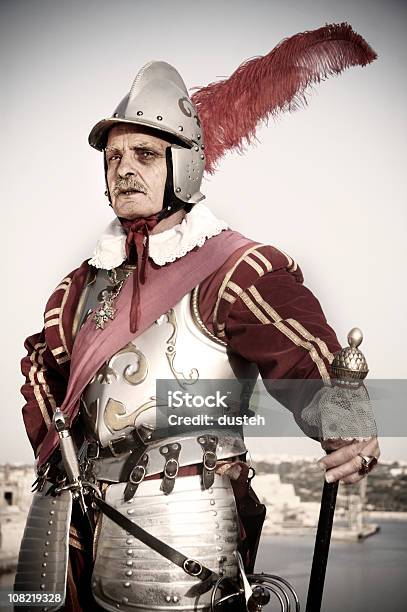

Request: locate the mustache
(112, 176), (148, 197)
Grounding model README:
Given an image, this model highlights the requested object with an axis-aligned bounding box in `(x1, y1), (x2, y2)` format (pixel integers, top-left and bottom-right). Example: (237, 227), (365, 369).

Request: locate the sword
(305, 328), (369, 612)
(53, 407), (94, 530)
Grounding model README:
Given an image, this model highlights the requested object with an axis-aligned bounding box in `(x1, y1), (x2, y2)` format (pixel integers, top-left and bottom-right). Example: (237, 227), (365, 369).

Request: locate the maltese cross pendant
(93, 301), (117, 330)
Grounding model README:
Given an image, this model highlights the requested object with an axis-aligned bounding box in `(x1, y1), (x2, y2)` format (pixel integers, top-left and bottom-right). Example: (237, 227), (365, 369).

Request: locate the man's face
(105, 125), (170, 220)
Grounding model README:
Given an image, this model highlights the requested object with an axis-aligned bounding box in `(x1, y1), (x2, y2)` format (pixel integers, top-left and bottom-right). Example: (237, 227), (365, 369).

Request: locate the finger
(339, 472), (365, 485)
(325, 454), (365, 483)
(318, 440), (366, 470)
(325, 438), (380, 483)
(318, 437), (379, 471)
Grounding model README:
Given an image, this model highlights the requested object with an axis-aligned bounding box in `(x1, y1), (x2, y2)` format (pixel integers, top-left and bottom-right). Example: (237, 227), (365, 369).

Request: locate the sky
(1, 0), (406, 464)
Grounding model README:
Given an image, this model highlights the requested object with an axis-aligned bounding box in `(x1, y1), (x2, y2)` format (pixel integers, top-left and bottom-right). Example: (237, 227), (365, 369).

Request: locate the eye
(138, 149), (156, 161)
(107, 153), (121, 163)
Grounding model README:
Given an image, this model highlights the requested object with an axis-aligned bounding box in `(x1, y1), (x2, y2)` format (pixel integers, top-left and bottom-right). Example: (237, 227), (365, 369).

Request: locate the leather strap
(198, 435), (218, 489)
(124, 452), (149, 502)
(160, 442), (181, 494)
(93, 496), (218, 583)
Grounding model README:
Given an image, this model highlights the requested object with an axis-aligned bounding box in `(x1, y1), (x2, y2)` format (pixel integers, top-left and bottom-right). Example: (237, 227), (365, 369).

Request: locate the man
(17, 24), (380, 612)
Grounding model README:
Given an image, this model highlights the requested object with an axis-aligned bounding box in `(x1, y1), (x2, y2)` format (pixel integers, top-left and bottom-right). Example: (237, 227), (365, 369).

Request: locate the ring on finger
(358, 454), (378, 476)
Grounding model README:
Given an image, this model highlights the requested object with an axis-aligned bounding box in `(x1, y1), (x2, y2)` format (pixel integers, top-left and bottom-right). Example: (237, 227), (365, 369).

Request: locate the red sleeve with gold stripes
(204, 244), (342, 431)
(20, 264), (89, 457)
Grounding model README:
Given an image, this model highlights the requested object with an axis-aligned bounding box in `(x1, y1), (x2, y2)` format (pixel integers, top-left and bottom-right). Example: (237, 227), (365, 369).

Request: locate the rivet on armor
(126, 549), (133, 556)
(122, 598), (129, 605)
(165, 595), (171, 602)
(173, 596), (179, 603)
(123, 582), (131, 588)
(172, 443), (179, 450)
(212, 510), (217, 516)
(49, 510), (55, 515)
(197, 134), (201, 139)
(125, 570), (133, 577)
(186, 193), (191, 200)
(210, 499), (215, 506)
(200, 154), (205, 159)
(201, 144), (205, 149)
(40, 584), (46, 590)
(127, 508), (135, 515)
(126, 538), (133, 544)
(114, 113), (119, 117)
(208, 488), (213, 494)
(42, 562), (47, 568)
(161, 446), (169, 454)
(219, 569), (226, 576)
(126, 560), (133, 566)
(216, 545), (223, 551)
(48, 520), (53, 525)
(41, 572), (46, 578)
(137, 111), (143, 116)
(215, 534), (221, 540)
(215, 522), (219, 528)
(175, 187), (181, 193)
(46, 530), (51, 535)
(194, 146), (199, 151)
(43, 552), (49, 557)
(51, 499), (56, 505)
(116, 605), (120, 610)
(157, 115), (163, 121)
(45, 541), (50, 546)
(92, 581), (97, 587)
(178, 126), (183, 131)
(198, 436), (206, 444)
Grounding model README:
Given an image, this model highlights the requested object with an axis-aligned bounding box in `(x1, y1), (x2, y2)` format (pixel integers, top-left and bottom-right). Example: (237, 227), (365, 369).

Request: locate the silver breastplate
(79, 269), (257, 453)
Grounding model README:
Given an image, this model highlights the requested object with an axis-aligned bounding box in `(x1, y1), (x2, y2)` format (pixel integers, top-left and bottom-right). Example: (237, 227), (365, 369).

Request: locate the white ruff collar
(88, 203), (229, 270)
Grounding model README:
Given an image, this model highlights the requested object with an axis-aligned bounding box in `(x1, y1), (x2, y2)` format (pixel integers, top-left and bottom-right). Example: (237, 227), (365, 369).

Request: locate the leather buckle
(198, 435), (218, 489)
(129, 464), (147, 485)
(203, 450), (217, 471)
(160, 442), (181, 495)
(164, 458), (179, 480)
(183, 558), (203, 577)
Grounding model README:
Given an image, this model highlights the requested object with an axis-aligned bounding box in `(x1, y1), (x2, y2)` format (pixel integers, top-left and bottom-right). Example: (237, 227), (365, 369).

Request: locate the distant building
(0, 464), (34, 570)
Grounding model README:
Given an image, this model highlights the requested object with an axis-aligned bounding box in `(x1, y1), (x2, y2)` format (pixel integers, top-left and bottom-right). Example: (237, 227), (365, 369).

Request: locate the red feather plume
(191, 22), (377, 174)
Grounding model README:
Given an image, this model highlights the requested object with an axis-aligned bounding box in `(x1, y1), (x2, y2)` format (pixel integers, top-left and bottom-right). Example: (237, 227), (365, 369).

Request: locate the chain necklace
(93, 269), (132, 330)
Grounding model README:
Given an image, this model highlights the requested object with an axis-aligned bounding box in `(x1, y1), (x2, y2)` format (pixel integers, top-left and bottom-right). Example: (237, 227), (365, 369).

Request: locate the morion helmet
(88, 61), (205, 208)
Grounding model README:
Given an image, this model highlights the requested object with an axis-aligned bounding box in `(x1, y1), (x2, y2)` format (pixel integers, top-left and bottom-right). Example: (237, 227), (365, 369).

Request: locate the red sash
(38, 230), (254, 466)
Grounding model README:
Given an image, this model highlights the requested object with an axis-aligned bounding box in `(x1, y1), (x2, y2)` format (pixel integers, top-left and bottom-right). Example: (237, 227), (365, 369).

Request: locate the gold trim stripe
(59, 278), (72, 357)
(56, 355), (70, 365)
(241, 287), (331, 382)
(244, 255), (264, 276)
(45, 308), (61, 320)
(248, 286), (281, 322)
(54, 281), (70, 292)
(251, 249), (273, 272)
(51, 346), (66, 357)
(28, 343), (52, 428)
(227, 280), (245, 298)
(213, 244), (266, 327)
(222, 291), (237, 304)
(287, 318), (334, 364)
(44, 318), (59, 328)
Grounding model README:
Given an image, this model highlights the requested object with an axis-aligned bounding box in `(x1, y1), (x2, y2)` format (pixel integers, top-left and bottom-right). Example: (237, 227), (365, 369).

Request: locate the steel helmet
(88, 61), (205, 207)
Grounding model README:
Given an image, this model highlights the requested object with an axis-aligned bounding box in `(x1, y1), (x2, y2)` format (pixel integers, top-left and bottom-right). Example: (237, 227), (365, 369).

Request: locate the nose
(117, 150), (138, 178)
